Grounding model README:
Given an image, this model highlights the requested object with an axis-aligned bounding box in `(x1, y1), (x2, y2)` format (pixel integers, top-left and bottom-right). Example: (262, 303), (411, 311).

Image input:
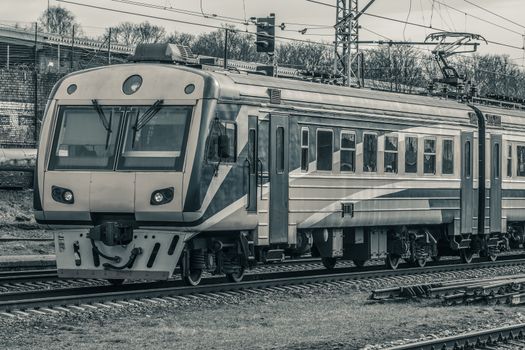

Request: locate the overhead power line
(463, 0), (525, 30)
(361, 12), (525, 51)
(56, 0), (335, 48)
(433, 0), (523, 37)
(303, 0), (525, 52)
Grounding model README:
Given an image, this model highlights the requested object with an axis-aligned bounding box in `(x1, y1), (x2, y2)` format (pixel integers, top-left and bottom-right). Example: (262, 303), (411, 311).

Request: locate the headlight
(150, 187), (174, 205)
(62, 191), (74, 203)
(153, 192), (164, 204)
(52, 186), (75, 204)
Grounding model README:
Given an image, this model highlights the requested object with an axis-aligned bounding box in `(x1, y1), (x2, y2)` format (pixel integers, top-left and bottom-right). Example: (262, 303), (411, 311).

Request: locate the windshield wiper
(132, 99), (164, 148)
(134, 99), (164, 131)
(91, 100), (113, 150)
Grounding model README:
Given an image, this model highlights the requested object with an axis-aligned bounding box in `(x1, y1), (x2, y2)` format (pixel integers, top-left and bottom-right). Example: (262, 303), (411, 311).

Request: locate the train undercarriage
(170, 222), (515, 286)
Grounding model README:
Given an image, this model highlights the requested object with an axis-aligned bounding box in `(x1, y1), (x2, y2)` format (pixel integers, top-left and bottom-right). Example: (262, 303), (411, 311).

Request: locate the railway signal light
(255, 14), (275, 53)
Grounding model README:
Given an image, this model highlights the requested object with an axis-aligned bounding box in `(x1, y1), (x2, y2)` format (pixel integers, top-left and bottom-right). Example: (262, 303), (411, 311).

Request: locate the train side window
(340, 131), (355, 172)
(494, 143), (500, 179)
(507, 145), (513, 178)
(384, 135), (398, 173)
(317, 129), (333, 171)
(465, 141), (471, 178)
(405, 136), (418, 173)
(517, 146), (525, 177)
(276, 127), (285, 174)
(301, 127), (309, 172)
(363, 133), (377, 172)
(206, 120), (237, 163)
(248, 129), (256, 174)
(442, 139), (454, 175)
(424, 138), (436, 174)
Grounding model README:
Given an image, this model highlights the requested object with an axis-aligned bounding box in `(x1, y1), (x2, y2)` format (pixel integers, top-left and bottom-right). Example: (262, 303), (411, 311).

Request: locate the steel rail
(0, 269), (58, 283)
(0, 253), (524, 291)
(3, 257), (525, 312)
(384, 323), (525, 350)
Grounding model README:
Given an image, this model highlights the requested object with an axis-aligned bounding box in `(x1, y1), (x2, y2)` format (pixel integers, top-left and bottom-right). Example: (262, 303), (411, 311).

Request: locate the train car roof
(201, 67), (472, 127)
(198, 66), (525, 130)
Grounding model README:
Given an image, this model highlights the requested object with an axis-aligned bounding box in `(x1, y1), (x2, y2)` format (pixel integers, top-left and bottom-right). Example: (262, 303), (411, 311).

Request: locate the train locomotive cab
(34, 44), (255, 284)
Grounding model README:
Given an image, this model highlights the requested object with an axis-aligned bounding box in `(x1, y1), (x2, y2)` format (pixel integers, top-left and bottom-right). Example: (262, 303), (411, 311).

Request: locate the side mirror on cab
(218, 134), (230, 159)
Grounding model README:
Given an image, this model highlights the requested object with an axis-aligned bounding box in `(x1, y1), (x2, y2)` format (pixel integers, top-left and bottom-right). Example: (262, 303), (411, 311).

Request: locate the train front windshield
(48, 105), (192, 171)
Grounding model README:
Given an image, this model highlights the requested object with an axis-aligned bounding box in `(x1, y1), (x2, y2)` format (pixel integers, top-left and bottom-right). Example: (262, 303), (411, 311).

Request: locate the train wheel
(385, 254), (400, 270)
(460, 249), (473, 264)
(226, 267), (245, 283)
(480, 250), (498, 262)
(183, 269), (203, 286)
(353, 259), (366, 268)
(107, 279), (125, 286)
(322, 257), (337, 270)
(412, 258), (427, 268)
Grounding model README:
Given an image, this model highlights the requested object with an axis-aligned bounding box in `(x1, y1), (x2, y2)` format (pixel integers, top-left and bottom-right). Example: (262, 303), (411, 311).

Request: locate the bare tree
(364, 45), (426, 92)
(166, 31), (196, 48)
(276, 41), (332, 72)
(38, 6), (81, 35)
(108, 22), (166, 46)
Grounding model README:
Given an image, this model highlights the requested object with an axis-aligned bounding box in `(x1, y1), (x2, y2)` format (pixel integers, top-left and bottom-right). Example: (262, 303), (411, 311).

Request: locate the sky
(2, 0), (525, 62)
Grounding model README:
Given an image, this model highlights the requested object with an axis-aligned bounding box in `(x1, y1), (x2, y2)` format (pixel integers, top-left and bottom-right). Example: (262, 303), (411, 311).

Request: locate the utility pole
(334, 0), (375, 86)
(223, 28), (229, 69)
(107, 28), (112, 65)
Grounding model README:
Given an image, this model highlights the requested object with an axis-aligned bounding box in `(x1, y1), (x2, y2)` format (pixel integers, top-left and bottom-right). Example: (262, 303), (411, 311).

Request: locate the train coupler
(87, 222), (134, 246)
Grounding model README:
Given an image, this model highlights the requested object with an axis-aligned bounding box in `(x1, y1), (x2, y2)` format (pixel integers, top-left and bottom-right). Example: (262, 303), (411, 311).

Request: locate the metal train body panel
(34, 52), (525, 281)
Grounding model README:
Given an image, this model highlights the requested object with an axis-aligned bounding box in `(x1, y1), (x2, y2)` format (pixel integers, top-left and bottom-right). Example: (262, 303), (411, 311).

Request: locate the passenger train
(34, 43), (525, 285)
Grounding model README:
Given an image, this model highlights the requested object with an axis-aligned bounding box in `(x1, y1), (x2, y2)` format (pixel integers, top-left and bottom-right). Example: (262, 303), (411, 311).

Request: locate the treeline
(38, 6), (525, 99)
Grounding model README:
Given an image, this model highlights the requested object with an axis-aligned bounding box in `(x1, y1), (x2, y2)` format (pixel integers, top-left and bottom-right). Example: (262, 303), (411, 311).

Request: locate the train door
(269, 113), (289, 244)
(460, 131), (474, 234)
(490, 134), (502, 234)
(246, 116), (258, 213)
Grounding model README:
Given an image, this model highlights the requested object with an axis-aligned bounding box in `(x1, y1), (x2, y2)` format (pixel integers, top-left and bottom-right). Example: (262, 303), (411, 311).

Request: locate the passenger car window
(494, 143), (500, 179)
(442, 139), (454, 175)
(465, 141), (471, 178)
(517, 146), (525, 177)
(405, 136), (418, 173)
(317, 130), (333, 171)
(424, 139), (436, 174)
(340, 131), (355, 172)
(507, 145), (512, 178)
(276, 127), (285, 174)
(384, 135), (398, 173)
(301, 127), (309, 172)
(363, 133), (377, 172)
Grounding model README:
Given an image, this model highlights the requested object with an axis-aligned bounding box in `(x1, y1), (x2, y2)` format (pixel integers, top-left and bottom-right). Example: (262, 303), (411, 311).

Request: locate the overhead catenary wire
(56, 0), (335, 48)
(432, 0), (523, 37)
(302, 0), (525, 52)
(463, 0), (525, 30)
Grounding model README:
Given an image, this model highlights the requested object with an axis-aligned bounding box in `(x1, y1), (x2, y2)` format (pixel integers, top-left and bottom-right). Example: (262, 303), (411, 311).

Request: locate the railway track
(3, 257), (525, 314)
(384, 323), (525, 349)
(0, 254), (519, 292)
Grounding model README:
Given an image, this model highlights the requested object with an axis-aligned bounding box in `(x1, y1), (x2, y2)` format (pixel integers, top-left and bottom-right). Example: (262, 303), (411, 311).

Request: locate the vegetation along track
(384, 323), (525, 350)
(3, 257), (525, 315)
